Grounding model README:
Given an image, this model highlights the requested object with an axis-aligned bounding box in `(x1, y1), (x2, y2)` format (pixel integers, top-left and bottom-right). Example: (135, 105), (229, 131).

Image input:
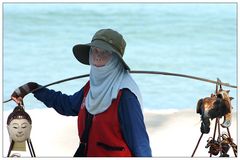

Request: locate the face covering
(86, 51), (142, 115)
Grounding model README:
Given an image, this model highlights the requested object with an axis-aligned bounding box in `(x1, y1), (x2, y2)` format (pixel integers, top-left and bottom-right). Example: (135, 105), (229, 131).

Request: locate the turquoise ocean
(3, 3), (237, 112)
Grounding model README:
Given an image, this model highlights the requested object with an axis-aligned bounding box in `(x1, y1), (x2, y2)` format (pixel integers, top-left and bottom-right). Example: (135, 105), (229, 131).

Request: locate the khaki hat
(72, 29), (130, 70)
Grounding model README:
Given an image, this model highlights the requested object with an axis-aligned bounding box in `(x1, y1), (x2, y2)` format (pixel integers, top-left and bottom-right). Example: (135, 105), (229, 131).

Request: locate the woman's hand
(11, 82), (40, 104)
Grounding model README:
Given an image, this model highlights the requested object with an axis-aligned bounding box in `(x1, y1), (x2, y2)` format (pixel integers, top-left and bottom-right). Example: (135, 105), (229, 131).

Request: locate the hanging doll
(196, 89), (233, 134)
(7, 105), (35, 157)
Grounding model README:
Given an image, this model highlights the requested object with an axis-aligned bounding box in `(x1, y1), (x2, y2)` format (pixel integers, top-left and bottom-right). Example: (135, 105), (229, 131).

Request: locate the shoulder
(119, 88), (140, 108)
(120, 88), (138, 100)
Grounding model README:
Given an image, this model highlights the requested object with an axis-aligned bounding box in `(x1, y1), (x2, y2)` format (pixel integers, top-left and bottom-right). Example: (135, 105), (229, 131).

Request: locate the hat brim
(73, 40), (130, 70)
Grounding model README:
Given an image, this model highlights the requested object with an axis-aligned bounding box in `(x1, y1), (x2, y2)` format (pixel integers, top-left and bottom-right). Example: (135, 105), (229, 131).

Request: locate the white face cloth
(86, 52), (142, 115)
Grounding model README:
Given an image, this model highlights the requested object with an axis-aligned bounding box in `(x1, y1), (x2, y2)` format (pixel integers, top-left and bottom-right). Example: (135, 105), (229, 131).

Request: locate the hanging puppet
(192, 80), (237, 157)
(196, 88), (233, 134)
(7, 105), (35, 157)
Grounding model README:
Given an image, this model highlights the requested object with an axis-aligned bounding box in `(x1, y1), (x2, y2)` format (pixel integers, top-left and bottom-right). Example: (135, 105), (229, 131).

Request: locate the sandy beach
(2, 108), (237, 158)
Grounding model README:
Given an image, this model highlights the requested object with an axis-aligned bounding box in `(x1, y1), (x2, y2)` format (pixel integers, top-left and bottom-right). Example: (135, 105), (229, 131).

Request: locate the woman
(11, 28), (152, 157)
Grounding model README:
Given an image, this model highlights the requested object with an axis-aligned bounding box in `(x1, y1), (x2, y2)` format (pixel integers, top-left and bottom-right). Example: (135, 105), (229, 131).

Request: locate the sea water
(3, 3), (237, 112)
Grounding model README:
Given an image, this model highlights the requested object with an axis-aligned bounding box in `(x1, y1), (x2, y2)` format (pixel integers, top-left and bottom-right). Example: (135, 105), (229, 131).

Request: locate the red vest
(77, 81), (133, 157)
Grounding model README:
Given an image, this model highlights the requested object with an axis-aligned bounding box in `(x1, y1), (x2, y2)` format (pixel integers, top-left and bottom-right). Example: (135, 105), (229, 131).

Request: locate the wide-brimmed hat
(72, 29), (130, 70)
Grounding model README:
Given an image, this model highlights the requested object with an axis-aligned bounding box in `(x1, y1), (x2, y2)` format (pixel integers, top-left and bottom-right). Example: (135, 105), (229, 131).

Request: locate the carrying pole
(3, 70), (237, 104)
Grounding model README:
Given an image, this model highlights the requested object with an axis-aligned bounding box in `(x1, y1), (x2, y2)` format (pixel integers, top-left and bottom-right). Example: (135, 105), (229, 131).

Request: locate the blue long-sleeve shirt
(33, 86), (152, 157)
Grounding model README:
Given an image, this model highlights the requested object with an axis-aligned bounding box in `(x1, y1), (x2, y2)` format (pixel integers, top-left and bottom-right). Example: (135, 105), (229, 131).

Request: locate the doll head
(7, 106), (32, 142)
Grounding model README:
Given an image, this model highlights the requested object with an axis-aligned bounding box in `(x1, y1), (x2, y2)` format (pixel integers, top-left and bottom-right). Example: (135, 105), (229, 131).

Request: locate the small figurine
(193, 83), (237, 157)
(196, 89), (233, 133)
(7, 105), (35, 157)
(7, 106), (32, 142)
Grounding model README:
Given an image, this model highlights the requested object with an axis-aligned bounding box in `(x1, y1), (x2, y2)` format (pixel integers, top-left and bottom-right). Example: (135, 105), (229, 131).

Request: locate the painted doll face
(7, 118), (32, 142)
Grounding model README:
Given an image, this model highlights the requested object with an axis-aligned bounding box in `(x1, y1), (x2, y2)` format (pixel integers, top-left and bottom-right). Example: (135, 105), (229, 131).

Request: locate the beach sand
(2, 108), (237, 158)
